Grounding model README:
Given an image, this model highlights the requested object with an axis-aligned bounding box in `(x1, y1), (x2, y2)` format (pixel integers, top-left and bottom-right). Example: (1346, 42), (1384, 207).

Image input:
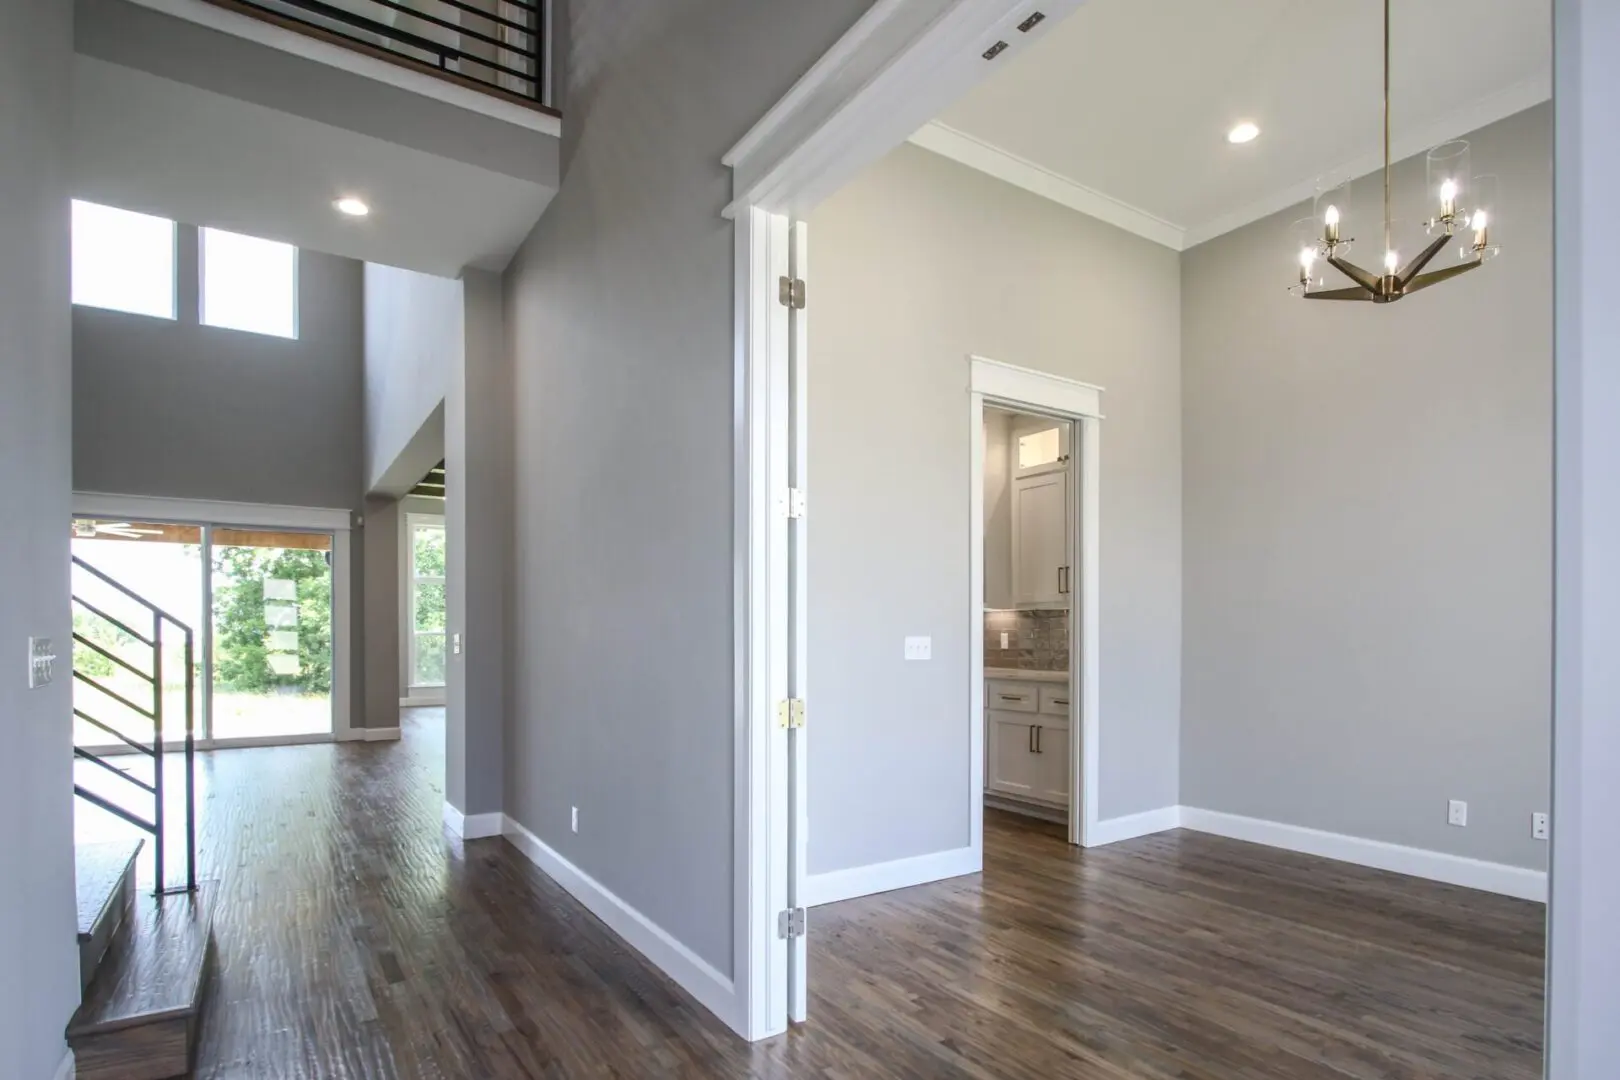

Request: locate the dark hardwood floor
(82, 711), (1544, 1079)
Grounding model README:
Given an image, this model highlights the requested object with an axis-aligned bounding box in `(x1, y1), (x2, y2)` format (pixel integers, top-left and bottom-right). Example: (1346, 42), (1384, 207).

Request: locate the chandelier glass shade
(1291, 0), (1500, 303)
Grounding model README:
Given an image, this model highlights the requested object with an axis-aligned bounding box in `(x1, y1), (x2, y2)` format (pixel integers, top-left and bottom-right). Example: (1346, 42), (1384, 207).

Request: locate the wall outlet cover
(1532, 812), (1550, 840)
(571, 806), (579, 833)
(1447, 799), (1468, 827)
(904, 636), (932, 661)
(1000, 631), (1010, 649)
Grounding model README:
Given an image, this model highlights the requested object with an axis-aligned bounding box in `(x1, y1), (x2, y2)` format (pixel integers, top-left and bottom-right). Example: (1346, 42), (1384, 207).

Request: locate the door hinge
(777, 907), (806, 939)
(778, 275), (806, 309)
(776, 698), (806, 729)
(785, 487), (806, 519)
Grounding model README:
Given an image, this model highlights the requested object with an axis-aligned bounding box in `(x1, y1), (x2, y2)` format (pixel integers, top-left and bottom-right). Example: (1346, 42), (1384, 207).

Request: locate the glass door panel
(409, 520), (447, 688)
(70, 519), (205, 748)
(210, 527), (333, 739)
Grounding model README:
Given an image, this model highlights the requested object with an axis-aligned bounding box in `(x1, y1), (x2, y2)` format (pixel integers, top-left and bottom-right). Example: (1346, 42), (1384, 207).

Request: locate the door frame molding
(971, 356), (1102, 850)
(72, 491), (353, 741)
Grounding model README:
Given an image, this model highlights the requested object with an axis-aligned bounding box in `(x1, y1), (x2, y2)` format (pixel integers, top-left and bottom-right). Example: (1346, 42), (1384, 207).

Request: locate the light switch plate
(1000, 631), (1010, 649)
(28, 636), (56, 689)
(904, 636), (932, 661)
(1532, 812), (1550, 840)
(452, 633), (462, 655)
(1447, 799), (1468, 827)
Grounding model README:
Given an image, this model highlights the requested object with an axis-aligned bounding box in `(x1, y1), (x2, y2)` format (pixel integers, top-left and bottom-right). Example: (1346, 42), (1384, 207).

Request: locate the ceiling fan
(73, 520), (165, 539)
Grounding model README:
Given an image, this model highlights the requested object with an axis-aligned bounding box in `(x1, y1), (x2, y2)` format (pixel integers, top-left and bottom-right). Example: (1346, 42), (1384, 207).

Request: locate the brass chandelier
(1292, 0), (1500, 302)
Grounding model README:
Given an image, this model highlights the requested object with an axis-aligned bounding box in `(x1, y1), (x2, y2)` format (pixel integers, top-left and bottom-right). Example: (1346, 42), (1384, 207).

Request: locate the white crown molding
(910, 74), (1551, 253)
(1181, 74), (1553, 248)
(910, 121), (1188, 251)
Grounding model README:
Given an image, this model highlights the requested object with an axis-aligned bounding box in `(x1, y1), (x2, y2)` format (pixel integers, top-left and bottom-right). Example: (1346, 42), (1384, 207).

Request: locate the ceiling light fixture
(334, 196), (370, 217)
(1227, 121), (1260, 145)
(1291, 0), (1499, 302)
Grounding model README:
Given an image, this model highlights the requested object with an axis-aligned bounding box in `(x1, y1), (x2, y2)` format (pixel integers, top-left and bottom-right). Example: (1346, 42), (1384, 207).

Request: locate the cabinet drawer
(986, 681), (1038, 713)
(1039, 685), (1072, 717)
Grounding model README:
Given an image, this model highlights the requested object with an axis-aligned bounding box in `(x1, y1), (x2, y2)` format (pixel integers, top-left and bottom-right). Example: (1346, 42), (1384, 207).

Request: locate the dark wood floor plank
(73, 711), (1542, 1079)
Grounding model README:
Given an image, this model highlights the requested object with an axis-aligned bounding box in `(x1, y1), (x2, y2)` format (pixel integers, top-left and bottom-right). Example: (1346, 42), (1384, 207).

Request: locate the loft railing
(71, 556), (197, 896)
(207, 0), (549, 107)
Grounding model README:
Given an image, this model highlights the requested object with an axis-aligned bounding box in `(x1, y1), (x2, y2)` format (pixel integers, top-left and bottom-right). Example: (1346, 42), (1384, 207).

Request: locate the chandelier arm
(1403, 259), (1484, 294)
(1326, 255), (1383, 294)
(1303, 286), (1376, 302)
(1396, 232), (1454, 286)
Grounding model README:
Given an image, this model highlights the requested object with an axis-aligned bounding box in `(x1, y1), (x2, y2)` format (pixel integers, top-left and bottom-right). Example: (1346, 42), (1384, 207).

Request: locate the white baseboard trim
(1179, 807), (1548, 903)
(1087, 805), (1182, 847)
(499, 814), (741, 1033)
(441, 802), (503, 840)
(338, 727), (401, 743)
(52, 1049), (74, 1080)
(801, 845), (980, 908)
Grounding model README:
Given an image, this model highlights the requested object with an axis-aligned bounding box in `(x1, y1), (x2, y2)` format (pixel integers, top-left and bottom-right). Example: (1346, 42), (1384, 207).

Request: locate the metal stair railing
(71, 555), (197, 895)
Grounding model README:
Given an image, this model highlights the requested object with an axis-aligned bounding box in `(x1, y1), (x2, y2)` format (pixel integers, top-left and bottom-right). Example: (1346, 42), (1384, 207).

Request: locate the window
(201, 227), (298, 338)
(408, 520), (446, 688)
(71, 200), (176, 319)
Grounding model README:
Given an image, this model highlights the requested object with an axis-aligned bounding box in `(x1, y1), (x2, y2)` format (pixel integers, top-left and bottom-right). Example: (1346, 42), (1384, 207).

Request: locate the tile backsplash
(984, 609), (1069, 671)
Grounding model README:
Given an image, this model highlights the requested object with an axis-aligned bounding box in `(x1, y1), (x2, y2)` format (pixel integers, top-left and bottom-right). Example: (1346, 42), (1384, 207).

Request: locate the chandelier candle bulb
(1384, 250), (1400, 274)
(1473, 210), (1489, 250)
(1324, 205), (1341, 244)
(1440, 179), (1458, 220)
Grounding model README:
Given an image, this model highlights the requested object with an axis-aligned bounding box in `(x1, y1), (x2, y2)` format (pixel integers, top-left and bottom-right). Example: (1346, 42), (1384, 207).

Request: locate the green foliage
(73, 609), (130, 678)
(212, 545), (332, 695)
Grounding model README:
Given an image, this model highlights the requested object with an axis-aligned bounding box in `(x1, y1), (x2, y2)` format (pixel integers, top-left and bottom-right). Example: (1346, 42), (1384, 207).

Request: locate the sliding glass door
(71, 514), (336, 745)
(209, 528), (333, 740)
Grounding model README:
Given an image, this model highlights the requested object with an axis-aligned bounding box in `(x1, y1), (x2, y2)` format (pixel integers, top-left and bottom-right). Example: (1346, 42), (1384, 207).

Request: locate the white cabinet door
(987, 713), (1040, 799)
(1034, 724), (1071, 806)
(1012, 470), (1069, 607)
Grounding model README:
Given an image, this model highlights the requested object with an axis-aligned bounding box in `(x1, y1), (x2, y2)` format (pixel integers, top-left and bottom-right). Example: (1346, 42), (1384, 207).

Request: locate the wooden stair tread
(68, 882), (215, 1038)
(76, 840), (143, 943)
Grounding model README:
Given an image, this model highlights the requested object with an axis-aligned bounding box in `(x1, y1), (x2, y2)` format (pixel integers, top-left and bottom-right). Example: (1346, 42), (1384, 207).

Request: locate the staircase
(70, 557), (214, 1079)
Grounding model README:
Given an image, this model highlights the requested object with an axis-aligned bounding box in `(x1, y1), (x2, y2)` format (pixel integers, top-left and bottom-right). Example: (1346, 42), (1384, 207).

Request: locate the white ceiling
(919, 0), (1551, 249)
(73, 56), (555, 277)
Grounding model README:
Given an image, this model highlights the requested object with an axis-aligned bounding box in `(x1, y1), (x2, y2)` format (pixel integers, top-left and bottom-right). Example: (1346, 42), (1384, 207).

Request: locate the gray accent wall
(806, 144), (1184, 875)
(0, 0), (79, 1076)
(445, 269), (509, 817)
(501, 0), (876, 977)
(1550, 0), (1620, 1069)
(74, 229), (365, 509)
(363, 263), (456, 495)
(1180, 104), (1553, 870)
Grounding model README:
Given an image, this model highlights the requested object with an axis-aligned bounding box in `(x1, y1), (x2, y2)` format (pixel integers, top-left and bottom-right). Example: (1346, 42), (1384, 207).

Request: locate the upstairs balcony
(201, 0), (551, 112)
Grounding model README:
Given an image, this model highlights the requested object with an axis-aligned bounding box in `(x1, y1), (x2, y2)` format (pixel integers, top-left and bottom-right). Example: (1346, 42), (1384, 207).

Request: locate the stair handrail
(70, 554), (197, 895)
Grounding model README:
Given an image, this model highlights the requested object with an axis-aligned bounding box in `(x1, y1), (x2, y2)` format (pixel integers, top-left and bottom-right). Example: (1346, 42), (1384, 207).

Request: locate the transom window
(201, 227), (299, 339)
(71, 200), (177, 320)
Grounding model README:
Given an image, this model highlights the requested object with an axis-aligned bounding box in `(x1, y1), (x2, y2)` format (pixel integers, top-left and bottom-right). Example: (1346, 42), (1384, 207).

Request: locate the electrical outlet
(571, 806), (579, 833)
(28, 637), (56, 689)
(452, 632), (463, 656)
(1447, 799), (1468, 827)
(1000, 631), (1010, 649)
(1532, 812), (1550, 841)
(904, 636), (932, 661)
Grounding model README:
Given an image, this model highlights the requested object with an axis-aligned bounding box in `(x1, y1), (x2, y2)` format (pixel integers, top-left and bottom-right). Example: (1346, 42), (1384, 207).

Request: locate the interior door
(786, 218), (810, 1023)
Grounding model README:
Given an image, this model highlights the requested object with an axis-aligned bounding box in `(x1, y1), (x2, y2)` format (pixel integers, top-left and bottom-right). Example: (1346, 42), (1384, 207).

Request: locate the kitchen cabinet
(985, 676), (1070, 811)
(1012, 419), (1070, 478)
(1012, 469), (1070, 607)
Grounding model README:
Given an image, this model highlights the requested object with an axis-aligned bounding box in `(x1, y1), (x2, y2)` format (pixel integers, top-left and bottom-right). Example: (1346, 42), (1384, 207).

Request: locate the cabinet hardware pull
(999, 693), (1024, 702)
(1035, 725), (1042, 753)
(1028, 725), (1035, 753)
(1052, 698), (1069, 707)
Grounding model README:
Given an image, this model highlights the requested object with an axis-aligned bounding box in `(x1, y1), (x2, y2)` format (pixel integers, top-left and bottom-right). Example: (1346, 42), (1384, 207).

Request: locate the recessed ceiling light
(334, 196), (370, 217)
(1227, 122), (1260, 145)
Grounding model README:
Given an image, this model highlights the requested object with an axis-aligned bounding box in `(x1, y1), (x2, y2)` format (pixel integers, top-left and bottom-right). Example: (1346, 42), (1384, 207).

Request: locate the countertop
(985, 667), (1069, 684)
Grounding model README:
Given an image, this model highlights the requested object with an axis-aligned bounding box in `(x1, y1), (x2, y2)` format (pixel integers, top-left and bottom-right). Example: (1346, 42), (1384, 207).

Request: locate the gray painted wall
(75, 227), (365, 509)
(363, 263), (456, 494)
(0, 0), (79, 1076)
(73, 225), (371, 732)
(362, 495), (402, 730)
(445, 269), (509, 816)
(1180, 104), (1553, 870)
(1550, 0), (1620, 1069)
(806, 144), (1184, 876)
(501, 0), (876, 977)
